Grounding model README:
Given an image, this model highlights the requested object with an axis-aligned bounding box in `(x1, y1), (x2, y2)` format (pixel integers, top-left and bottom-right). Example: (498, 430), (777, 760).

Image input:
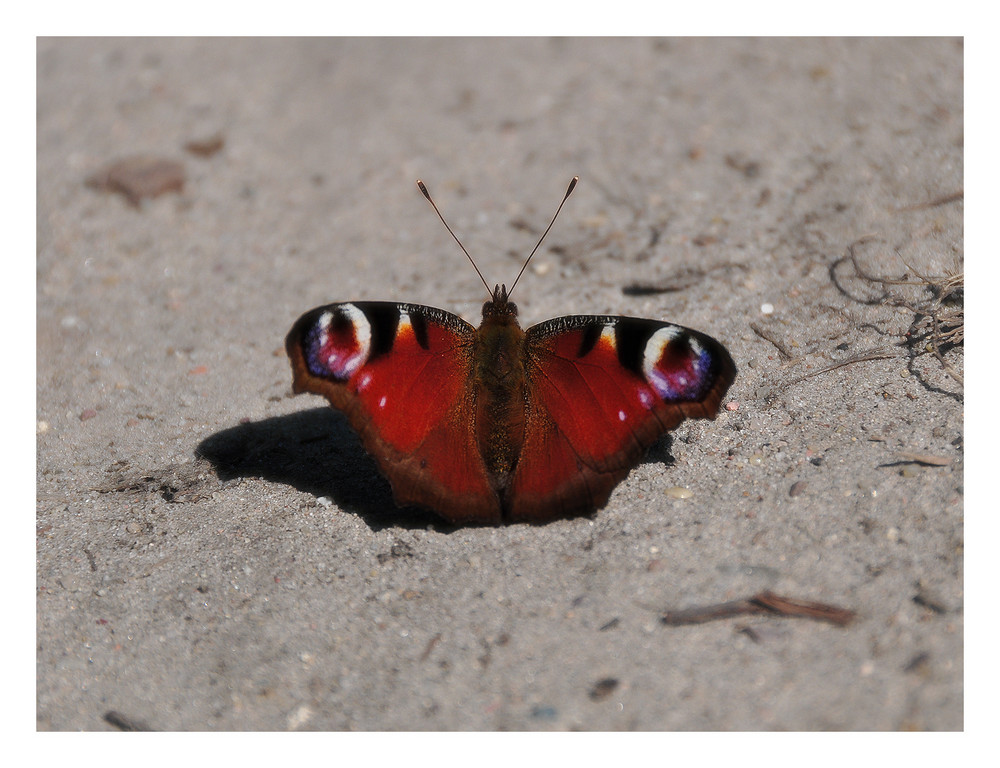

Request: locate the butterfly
(286, 178), (736, 524)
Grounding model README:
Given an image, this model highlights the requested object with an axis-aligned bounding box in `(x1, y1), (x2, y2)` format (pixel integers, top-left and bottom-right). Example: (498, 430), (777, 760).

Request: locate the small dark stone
(589, 677), (620, 701)
(530, 705), (557, 720)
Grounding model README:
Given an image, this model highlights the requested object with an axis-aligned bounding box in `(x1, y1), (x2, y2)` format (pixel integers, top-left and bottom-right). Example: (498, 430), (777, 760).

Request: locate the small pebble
(79, 409), (97, 421)
(789, 480), (808, 497)
(663, 486), (694, 499)
(286, 704), (313, 730)
(59, 574), (83, 592)
(760, 302), (775, 315)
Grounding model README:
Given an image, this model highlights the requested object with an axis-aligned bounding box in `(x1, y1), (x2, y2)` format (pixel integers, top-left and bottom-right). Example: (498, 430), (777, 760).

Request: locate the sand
(36, 38), (963, 730)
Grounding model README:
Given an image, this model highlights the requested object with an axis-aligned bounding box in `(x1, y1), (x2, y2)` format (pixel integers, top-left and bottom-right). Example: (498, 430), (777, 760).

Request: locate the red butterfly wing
(286, 302), (503, 524)
(506, 316), (736, 522)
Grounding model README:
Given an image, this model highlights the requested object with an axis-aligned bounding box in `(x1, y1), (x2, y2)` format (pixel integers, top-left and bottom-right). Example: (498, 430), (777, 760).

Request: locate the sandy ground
(36, 38), (963, 730)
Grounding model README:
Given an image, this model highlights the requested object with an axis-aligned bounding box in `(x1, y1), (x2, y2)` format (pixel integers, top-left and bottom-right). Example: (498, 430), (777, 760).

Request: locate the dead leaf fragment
(86, 157), (185, 206)
(898, 452), (952, 467)
(184, 133), (225, 157)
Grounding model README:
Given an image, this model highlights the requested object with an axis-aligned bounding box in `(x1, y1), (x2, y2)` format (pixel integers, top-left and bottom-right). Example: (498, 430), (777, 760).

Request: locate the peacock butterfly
(286, 178), (736, 524)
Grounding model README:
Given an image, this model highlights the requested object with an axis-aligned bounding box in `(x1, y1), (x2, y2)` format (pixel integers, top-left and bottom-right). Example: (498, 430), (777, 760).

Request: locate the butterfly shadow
(643, 435), (677, 469)
(195, 408), (447, 532)
(196, 408), (679, 531)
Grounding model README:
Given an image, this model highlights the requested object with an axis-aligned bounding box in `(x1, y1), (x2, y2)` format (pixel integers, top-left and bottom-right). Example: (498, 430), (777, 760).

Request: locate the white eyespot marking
(317, 311), (333, 349)
(618, 409), (627, 422)
(379, 395), (387, 409)
(356, 371), (373, 393)
(341, 302), (371, 347)
(328, 303), (371, 379)
(638, 389), (655, 410)
(643, 325), (684, 400)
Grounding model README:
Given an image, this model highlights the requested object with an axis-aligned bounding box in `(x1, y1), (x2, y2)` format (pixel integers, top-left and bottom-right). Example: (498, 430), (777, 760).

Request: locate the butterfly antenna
(417, 180), (492, 295)
(508, 176), (578, 298)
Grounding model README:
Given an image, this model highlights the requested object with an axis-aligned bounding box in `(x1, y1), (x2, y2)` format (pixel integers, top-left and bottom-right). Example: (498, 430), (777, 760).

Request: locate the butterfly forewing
(286, 301), (504, 523)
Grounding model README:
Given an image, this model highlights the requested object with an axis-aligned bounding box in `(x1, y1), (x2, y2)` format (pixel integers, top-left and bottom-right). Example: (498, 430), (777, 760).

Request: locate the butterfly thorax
(474, 291), (527, 492)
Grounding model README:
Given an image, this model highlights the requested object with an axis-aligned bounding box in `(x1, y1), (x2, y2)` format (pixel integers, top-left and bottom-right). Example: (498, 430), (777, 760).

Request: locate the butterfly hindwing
(286, 301), (504, 523)
(506, 315), (736, 522)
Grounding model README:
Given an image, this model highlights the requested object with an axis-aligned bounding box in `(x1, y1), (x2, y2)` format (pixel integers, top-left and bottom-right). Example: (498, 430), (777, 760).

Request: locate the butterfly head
(483, 283), (518, 322)
(418, 177), (577, 329)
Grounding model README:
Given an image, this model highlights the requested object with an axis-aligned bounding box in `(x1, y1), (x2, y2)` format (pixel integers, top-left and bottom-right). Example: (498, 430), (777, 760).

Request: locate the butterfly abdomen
(473, 312), (529, 490)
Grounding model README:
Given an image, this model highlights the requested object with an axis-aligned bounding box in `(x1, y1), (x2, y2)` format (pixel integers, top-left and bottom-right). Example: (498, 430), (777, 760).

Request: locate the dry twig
(658, 590), (855, 628)
(750, 322), (794, 361)
(843, 239), (963, 386)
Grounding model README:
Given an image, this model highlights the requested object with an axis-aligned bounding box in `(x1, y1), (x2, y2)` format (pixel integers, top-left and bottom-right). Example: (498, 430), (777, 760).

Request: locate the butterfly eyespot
(617, 409), (627, 422)
(378, 395), (388, 409)
(643, 327), (711, 400)
(307, 304), (372, 380)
